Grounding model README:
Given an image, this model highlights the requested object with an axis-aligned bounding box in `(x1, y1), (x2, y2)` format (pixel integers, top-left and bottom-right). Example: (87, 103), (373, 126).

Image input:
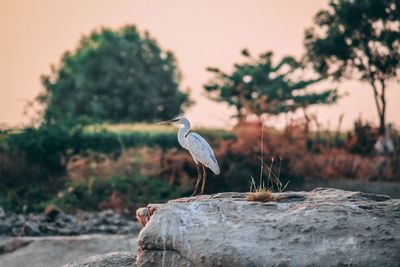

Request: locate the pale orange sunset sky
(0, 0), (399, 129)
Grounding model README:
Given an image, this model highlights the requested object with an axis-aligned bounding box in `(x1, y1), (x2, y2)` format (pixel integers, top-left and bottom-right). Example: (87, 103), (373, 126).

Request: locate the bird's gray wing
(186, 132), (218, 168)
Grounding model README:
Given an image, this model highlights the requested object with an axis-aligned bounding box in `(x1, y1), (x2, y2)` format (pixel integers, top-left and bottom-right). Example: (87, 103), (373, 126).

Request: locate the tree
(204, 49), (339, 122)
(304, 0), (400, 134)
(39, 25), (190, 124)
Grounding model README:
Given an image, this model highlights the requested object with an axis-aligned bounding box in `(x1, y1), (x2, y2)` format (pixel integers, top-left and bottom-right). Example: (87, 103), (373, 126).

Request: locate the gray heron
(158, 116), (220, 196)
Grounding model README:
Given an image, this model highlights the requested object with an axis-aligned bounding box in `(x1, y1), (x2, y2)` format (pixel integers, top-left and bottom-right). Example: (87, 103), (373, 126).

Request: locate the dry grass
(245, 119), (290, 203)
(246, 188), (277, 202)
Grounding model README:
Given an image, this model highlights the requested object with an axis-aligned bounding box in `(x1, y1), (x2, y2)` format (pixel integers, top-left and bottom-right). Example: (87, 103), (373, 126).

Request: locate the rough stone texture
(23, 221), (41, 236)
(136, 188), (400, 267)
(293, 179), (400, 198)
(0, 209), (140, 237)
(0, 238), (32, 254)
(136, 208), (149, 228)
(0, 235), (136, 267)
(62, 251), (136, 267)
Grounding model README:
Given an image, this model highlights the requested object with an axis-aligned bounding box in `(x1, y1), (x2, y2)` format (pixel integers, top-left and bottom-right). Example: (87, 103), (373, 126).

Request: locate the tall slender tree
(304, 0), (400, 134)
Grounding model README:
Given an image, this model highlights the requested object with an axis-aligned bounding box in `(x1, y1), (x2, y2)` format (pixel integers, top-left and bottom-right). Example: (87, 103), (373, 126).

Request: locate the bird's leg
(200, 164), (207, 195)
(191, 164), (202, 197)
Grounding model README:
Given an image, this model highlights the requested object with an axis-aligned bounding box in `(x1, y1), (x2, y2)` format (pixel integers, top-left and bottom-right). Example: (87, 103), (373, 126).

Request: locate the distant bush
(6, 124), (235, 157)
(345, 119), (379, 155)
(51, 175), (184, 213)
(6, 124), (85, 172)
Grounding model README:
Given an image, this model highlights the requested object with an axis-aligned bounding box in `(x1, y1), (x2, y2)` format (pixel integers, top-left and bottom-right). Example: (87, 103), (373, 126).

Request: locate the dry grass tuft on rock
(246, 188), (277, 202)
(246, 121), (289, 203)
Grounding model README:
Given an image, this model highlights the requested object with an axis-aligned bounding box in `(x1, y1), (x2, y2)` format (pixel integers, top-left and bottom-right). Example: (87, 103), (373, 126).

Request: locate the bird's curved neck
(178, 120), (191, 149)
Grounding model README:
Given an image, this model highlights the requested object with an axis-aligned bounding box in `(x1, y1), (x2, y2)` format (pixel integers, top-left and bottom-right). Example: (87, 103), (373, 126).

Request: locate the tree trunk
(379, 111), (386, 135)
(302, 107), (310, 137)
(370, 80), (386, 135)
(379, 80), (386, 135)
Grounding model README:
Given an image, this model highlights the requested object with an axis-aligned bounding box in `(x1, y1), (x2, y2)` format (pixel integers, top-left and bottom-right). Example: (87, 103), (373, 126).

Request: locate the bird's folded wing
(186, 133), (218, 167)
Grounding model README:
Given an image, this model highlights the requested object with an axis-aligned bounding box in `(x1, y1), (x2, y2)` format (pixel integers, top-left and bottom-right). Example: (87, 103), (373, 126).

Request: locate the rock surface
(0, 209), (140, 236)
(0, 235), (136, 267)
(136, 188), (400, 267)
(62, 251), (136, 267)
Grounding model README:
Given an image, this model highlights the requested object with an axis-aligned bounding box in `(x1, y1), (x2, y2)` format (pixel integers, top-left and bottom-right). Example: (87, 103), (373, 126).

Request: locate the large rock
(135, 188), (400, 267)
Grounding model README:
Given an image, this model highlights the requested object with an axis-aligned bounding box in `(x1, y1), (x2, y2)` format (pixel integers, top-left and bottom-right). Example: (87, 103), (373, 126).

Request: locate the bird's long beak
(157, 119), (177, 125)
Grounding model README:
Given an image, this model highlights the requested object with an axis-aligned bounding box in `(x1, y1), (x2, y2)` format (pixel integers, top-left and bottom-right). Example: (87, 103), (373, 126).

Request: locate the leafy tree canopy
(204, 49), (339, 121)
(304, 0), (400, 133)
(39, 25), (190, 124)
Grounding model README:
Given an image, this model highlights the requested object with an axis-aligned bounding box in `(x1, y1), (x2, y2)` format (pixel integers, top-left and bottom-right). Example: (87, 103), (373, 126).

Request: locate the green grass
(86, 123), (177, 134)
(86, 123), (234, 137)
(84, 123), (235, 148)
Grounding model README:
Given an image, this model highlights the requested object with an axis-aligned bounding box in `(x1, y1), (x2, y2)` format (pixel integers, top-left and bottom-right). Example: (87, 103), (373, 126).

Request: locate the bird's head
(158, 115), (190, 127)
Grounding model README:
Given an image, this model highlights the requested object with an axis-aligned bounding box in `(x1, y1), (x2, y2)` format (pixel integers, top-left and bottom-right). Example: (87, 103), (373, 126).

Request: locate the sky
(0, 0), (399, 129)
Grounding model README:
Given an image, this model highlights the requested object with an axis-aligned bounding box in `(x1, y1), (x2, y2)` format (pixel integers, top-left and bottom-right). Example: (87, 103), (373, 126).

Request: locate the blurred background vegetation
(0, 0), (399, 214)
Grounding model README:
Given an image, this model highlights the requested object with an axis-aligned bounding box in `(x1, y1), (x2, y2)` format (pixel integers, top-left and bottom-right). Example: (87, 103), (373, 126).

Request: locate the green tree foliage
(204, 49), (339, 121)
(39, 25), (190, 124)
(304, 0), (400, 134)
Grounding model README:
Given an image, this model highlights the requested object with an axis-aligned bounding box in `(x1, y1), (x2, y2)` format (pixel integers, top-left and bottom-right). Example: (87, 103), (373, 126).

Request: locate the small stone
(57, 227), (80, 236)
(15, 214), (26, 226)
(136, 208), (149, 228)
(40, 224), (58, 235)
(0, 221), (12, 234)
(44, 204), (63, 222)
(0, 206), (5, 218)
(23, 221), (41, 236)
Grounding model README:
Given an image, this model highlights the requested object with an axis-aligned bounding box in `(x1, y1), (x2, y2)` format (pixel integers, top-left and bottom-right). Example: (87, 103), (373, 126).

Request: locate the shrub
(345, 119), (379, 155)
(51, 175), (184, 213)
(6, 124), (85, 172)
